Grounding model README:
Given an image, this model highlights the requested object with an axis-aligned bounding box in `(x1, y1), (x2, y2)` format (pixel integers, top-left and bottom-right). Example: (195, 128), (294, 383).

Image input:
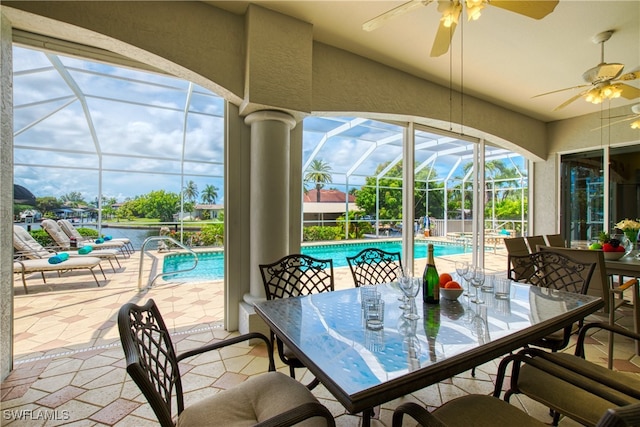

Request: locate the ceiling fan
(362, 0), (559, 57)
(533, 30), (640, 111)
(593, 103), (640, 130)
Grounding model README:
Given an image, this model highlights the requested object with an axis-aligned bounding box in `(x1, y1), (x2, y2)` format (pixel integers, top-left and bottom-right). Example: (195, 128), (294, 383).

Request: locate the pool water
(162, 240), (468, 281)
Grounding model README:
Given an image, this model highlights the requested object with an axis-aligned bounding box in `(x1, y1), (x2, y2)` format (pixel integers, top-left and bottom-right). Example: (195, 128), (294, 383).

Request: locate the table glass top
(255, 282), (598, 396)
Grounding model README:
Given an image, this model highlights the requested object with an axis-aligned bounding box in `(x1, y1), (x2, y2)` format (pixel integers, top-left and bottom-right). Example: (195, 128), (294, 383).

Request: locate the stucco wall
(548, 104), (640, 154)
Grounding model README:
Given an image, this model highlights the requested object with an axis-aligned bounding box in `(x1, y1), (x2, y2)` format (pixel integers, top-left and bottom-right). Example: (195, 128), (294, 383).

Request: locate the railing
(137, 236), (199, 291)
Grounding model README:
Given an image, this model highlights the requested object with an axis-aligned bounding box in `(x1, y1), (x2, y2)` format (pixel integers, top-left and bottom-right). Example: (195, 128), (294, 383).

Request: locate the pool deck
(10, 237), (509, 363)
(6, 239), (640, 426)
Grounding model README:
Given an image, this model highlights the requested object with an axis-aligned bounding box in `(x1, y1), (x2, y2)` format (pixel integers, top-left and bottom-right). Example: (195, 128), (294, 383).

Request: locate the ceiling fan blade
(553, 91), (588, 111)
(430, 19), (457, 57)
(617, 70), (640, 81)
(619, 83), (640, 99)
(363, 0), (432, 32)
(591, 115), (638, 131)
(531, 84), (590, 98)
(490, 0), (559, 19)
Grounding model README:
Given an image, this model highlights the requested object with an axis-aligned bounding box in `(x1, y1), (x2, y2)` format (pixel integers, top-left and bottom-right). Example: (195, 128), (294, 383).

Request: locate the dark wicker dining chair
(259, 254), (334, 388)
(516, 250), (597, 353)
(346, 247), (403, 287)
(118, 299), (335, 427)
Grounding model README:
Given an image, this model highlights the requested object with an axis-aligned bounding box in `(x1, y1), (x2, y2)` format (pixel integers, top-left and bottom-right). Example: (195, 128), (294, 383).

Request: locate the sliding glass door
(561, 144), (640, 247)
(560, 150), (604, 246)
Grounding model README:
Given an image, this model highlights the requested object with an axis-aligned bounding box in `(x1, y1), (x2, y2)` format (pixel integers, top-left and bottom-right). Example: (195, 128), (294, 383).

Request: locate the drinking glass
(494, 277), (512, 299)
(462, 266), (475, 297)
(395, 265), (412, 310)
(455, 261), (470, 296)
(400, 277), (421, 320)
(470, 267), (485, 304)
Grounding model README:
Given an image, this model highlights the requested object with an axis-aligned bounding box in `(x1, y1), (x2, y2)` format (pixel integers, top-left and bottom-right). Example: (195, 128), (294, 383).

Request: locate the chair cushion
(14, 257), (102, 272)
(433, 395), (546, 426)
(177, 372), (327, 427)
(518, 353), (640, 426)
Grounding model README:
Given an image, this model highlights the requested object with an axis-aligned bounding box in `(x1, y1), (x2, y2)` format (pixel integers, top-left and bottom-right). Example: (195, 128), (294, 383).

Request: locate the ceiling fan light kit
(362, 0), (558, 57)
(438, 0), (462, 28)
(535, 29), (640, 110)
(584, 83), (623, 105)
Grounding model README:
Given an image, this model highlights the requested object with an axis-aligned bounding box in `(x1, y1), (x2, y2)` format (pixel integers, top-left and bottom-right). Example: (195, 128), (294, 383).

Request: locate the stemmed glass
(455, 261), (470, 296)
(463, 266), (475, 297)
(470, 267), (485, 304)
(395, 266), (412, 310)
(399, 277), (421, 320)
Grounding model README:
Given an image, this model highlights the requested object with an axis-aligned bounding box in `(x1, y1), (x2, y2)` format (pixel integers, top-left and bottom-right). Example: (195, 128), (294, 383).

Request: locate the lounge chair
(40, 219), (128, 259)
(57, 219), (134, 255)
(13, 257), (105, 294)
(14, 224), (121, 273)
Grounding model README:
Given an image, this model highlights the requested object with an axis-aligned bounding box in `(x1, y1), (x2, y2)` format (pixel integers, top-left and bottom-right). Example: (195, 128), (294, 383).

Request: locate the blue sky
(13, 46), (526, 205)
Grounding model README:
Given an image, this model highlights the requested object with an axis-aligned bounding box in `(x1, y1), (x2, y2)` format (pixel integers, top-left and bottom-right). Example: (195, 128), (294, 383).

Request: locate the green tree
(355, 161), (443, 220)
(141, 190), (180, 222)
(115, 202), (135, 221)
(183, 180), (199, 203)
(201, 184), (219, 204)
(36, 196), (61, 217)
(183, 180), (199, 219)
(304, 159), (332, 202)
(60, 191), (86, 207)
(355, 163), (400, 220)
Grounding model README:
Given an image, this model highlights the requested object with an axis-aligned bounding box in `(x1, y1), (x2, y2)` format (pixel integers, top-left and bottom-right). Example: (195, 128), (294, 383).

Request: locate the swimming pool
(162, 240), (469, 281)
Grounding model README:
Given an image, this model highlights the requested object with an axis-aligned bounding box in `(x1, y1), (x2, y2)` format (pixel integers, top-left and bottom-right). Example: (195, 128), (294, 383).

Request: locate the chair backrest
(118, 299), (182, 427)
(545, 234), (566, 247)
(525, 251), (596, 295)
(505, 237), (534, 281)
(41, 219), (72, 249)
(525, 235), (546, 253)
(504, 236), (529, 256)
(260, 254), (335, 300)
(538, 245), (610, 312)
(57, 219), (85, 241)
(346, 248), (403, 287)
(13, 225), (51, 258)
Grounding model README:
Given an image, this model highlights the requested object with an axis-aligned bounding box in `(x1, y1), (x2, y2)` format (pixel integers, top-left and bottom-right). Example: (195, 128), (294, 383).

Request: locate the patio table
(254, 281), (603, 426)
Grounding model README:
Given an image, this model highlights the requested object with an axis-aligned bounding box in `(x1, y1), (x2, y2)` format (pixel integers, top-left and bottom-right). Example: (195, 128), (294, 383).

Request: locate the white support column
(402, 124), (415, 273)
(243, 110), (296, 304)
(0, 12), (15, 381)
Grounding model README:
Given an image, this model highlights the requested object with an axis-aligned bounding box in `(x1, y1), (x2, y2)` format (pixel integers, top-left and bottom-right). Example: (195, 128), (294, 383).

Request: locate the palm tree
(304, 159), (333, 202)
(201, 184), (219, 204)
(183, 180), (199, 203)
(183, 180), (199, 219)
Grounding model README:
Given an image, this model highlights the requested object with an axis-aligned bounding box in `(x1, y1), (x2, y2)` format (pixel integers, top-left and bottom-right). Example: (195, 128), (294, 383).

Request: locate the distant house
(303, 189), (361, 226)
(194, 203), (224, 220)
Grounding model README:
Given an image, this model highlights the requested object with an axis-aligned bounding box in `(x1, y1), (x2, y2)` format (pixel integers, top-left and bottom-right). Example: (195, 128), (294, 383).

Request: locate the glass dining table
(254, 281), (603, 426)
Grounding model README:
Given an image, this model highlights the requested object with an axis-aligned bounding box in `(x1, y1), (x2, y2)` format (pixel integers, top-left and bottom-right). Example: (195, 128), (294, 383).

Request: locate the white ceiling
(208, 1), (640, 123)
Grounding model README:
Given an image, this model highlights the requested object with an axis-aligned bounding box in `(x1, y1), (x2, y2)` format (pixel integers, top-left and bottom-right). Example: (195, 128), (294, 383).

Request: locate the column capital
(244, 110), (296, 130)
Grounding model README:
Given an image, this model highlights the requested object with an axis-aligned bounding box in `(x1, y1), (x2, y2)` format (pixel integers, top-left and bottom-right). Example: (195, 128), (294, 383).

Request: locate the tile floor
(3, 242), (640, 426)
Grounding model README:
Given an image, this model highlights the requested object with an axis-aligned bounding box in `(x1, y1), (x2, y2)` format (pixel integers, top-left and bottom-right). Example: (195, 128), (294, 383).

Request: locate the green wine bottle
(423, 243), (439, 304)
